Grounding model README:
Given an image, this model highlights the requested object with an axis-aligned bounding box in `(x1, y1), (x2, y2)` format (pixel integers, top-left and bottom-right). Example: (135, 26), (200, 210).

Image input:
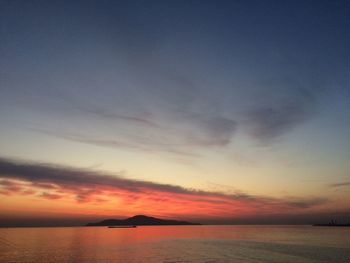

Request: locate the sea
(1, 225), (349, 263)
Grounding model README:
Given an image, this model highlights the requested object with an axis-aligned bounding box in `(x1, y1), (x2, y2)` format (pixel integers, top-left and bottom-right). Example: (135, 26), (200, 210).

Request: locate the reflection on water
(1, 225), (350, 262)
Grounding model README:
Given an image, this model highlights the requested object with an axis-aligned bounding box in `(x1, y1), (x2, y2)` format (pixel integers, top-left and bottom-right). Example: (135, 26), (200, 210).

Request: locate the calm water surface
(1, 225), (350, 263)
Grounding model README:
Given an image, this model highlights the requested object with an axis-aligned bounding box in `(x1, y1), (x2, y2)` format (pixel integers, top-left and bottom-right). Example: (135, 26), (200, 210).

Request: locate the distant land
(86, 215), (201, 226)
(313, 219), (350, 227)
(313, 223), (350, 227)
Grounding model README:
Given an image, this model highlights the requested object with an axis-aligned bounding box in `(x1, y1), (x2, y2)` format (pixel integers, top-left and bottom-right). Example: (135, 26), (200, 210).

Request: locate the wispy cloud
(66, 94), (158, 128)
(32, 128), (200, 157)
(182, 114), (237, 147)
(24, 66), (238, 156)
(40, 192), (63, 200)
(30, 112), (237, 157)
(329, 181), (350, 188)
(0, 157), (328, 218)
(243, 77), (319, 142)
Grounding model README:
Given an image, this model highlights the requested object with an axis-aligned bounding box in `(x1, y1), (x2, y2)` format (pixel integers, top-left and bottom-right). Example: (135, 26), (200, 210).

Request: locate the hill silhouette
(86, 215), (201, 226)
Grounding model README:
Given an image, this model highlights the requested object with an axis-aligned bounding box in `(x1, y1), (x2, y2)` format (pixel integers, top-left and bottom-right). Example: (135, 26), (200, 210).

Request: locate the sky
(0, 0), (350, 226)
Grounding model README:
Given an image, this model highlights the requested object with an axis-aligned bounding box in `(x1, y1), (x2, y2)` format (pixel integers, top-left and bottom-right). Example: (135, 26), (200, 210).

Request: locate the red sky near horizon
(0, 158), (346, 225)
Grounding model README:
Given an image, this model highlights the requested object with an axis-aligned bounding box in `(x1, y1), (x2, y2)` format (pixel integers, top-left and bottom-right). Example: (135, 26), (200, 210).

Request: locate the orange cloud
(0, 157), (329, 221)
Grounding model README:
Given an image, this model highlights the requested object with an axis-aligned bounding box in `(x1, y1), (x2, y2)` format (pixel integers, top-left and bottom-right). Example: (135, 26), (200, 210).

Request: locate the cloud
(0, 179), (27, 195)
(31, 114), (237, 157)
(30, 61), (237, 154)
(34, 128), (148, 152)
(183, 115), (237, 146)
(40, 192), (63, 200)
(75, 105), (157, 127)
(0, 157), (328, 219)
(62, 93), (158, 128)
(33, 129), (200, 157)
(243, 77), (318, 141)
(284, 198), (328, 209)
(329, 181), (350, 188)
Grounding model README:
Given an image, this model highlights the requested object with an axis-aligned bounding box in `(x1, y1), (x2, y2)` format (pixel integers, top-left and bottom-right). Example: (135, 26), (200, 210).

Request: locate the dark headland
(86, 215), (201, 226)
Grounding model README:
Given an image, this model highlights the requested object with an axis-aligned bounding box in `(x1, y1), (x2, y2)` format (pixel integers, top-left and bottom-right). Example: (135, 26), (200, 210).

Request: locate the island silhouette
(86, 215), (201, 226)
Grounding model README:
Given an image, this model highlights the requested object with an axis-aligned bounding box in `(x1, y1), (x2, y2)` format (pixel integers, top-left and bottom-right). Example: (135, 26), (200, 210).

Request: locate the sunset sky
(1, 0), (350, 226)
